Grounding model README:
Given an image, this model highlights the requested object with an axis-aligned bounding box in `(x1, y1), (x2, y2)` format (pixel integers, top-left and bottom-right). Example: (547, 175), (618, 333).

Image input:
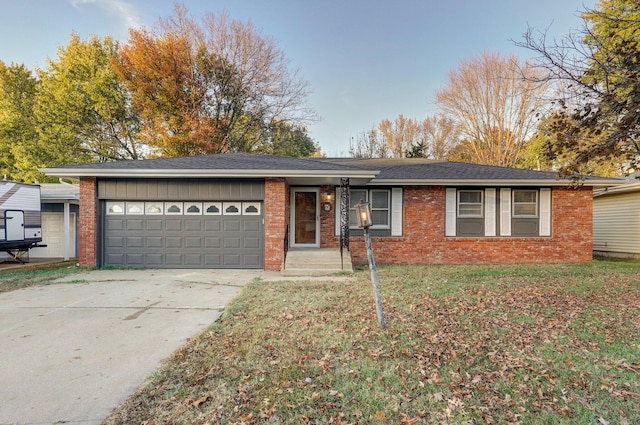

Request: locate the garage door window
(185, 203), (203, 215)
(145, 202), (163, 215)
(106, 201), (124, 215)
(204, 202), (222, 215)
(126, 202), (144, 215)
(165, 202), (183, 214)
(243, 202), (261, 215)
(223, 202), (241, 215)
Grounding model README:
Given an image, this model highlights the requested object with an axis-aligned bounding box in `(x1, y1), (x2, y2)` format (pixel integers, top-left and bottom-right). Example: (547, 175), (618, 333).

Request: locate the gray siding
(98, 178), (265, 201)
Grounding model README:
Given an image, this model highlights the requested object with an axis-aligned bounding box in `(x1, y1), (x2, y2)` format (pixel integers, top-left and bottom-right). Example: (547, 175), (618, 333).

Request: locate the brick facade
(264, 178), (289, 271)
(331, 186), (593, 266)
(79, 177), (98, 267)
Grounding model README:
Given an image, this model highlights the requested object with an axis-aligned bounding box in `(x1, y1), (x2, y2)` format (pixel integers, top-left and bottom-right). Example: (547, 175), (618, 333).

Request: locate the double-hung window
(349, 189), (390, 229)
(457, 190), (483, 217)
(513, 190), (538, 217)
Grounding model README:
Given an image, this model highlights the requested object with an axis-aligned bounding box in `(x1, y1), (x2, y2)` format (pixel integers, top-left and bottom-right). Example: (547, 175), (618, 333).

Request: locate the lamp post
(355, 200), (386, 330)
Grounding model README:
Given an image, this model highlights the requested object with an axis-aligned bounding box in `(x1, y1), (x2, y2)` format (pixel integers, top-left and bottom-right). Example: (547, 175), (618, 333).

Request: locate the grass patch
(104, 261), (640, 424)
(0, 261), (88, 293)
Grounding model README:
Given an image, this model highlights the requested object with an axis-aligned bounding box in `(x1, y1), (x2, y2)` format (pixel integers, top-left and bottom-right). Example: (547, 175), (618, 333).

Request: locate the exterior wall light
(355, 200), (372, 228)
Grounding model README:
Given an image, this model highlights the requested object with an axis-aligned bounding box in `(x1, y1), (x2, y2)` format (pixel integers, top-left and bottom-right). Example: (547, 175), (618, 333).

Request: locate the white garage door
(31, 212), (77, 258)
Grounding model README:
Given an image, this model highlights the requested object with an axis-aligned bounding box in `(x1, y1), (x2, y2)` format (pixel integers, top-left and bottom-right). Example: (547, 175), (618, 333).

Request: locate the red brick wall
(264, 178), (289, 271)
(79, 177), (98, 267)
(320, 185), (340, 248)
(339, 186), (593, 266)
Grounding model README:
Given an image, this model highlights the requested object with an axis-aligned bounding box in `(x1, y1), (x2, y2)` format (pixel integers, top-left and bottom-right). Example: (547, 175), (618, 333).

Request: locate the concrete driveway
(0, 268), (261, 425)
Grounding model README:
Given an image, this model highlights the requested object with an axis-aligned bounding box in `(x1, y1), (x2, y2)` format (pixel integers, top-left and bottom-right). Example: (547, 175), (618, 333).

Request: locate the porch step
(282, 248), (353, 276)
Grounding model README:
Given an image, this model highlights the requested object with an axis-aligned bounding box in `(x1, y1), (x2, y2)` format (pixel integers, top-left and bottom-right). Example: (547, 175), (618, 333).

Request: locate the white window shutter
(484, 188), (496, 236)
(391, 188), (403, 236)
(500, 188), (512, 236)
(539, 188), (551, 236)
(445, 188), (457, 236)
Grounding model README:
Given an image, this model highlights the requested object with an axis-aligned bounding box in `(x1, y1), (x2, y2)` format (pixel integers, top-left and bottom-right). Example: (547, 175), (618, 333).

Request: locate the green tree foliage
(0, 61), (38, 181)
(35, 34), (142, 166)
(518, 0), (640, 176)
(114, 5), (313, 157)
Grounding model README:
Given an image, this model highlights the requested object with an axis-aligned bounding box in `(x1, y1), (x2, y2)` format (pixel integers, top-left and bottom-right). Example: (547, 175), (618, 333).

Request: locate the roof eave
(368, 178), (624, 187)
(40, 168), (379, 179)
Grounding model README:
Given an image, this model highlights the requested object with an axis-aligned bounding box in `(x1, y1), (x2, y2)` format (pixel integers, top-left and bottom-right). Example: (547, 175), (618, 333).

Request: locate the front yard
(101, 261), (639, 424)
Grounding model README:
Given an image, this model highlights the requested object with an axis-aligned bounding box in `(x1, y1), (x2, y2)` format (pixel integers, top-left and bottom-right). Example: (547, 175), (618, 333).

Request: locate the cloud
(68, 0), (142, 30)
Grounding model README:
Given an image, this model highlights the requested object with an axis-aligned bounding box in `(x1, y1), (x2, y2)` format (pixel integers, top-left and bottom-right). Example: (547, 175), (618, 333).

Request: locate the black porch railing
(283, 224), (289, 270)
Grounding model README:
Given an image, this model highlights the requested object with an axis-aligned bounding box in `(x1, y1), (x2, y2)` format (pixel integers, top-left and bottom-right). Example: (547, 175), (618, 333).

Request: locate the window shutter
(500, 188), (511, 236)
(484, 188), (496, 236)
(445, 188), (456, 236)
(539, 188), (551, 236)
(391, 188), (403, 236)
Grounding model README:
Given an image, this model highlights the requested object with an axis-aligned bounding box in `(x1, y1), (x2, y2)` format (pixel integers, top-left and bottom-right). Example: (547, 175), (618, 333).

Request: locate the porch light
(355, 200), (372, 228)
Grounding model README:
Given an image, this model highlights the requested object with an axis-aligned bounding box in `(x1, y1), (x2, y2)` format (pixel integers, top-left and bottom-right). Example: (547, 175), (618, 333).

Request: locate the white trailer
(0, 181), (45, 262)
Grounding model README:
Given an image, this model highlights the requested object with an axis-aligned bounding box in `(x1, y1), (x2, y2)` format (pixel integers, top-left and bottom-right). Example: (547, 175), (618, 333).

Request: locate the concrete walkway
(0, 269), (261, 425)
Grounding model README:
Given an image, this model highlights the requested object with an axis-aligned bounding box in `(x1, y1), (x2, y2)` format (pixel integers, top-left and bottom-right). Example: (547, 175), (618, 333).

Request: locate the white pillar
(63, 201), (70, 260)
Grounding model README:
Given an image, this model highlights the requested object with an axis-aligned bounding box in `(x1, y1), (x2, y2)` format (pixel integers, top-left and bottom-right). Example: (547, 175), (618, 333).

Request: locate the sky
(0, 0), (597, 156)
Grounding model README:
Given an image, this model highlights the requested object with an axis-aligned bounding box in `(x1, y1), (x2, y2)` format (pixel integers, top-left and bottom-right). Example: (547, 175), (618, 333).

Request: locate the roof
(39, 183), (79, 202)
(41, 153), (623, 187)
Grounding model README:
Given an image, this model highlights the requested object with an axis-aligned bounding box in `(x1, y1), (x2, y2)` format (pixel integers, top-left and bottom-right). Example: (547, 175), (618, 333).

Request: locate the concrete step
(282, 248), (352, 276)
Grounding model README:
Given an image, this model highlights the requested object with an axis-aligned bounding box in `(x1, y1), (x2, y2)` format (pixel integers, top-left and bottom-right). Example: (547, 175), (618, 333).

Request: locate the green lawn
(0, 261), (85, 293)
(101, 261), (640, 425)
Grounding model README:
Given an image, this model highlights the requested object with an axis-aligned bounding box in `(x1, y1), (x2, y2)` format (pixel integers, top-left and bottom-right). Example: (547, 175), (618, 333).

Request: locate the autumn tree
(115, 5), (313, 157)
(0, 61), (38, 181)
(435, 52), (549, 167)
(516, 0), (640, 176)
(421, 115), (460, 160)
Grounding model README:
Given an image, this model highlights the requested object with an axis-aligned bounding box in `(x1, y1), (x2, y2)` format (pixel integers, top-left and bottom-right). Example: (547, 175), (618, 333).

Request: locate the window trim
(457, 189), (484, 218)
(512, 189), (539, 218)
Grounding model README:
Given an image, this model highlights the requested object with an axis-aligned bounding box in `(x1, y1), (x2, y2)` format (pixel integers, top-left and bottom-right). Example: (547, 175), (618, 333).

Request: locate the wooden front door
(291, 188), (319, 247)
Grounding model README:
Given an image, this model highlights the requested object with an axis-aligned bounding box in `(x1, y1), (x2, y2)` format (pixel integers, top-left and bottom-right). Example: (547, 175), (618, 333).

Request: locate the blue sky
(0, 0), (596, 156)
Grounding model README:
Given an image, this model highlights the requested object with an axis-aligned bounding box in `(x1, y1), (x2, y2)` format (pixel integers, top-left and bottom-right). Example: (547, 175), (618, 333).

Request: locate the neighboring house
(593, 179), (640, 258)
(42, 154), (621, 270)
(31, 183), (79, 260)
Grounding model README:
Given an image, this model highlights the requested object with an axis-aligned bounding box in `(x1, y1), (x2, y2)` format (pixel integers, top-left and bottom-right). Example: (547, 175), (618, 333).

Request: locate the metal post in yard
(355, 200), (385, 330)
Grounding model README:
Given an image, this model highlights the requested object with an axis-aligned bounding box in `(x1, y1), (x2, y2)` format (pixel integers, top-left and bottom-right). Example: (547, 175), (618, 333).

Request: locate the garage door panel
(205, 221), (221, 232)
(185, 220), (202, 231)
(106, 219), (125, 231)
(104, 201), (263, 268)
(165, 253), (183, 265)
(244, 237), (260, 249)
(127, 220), (143, 231)
(146, 237), (163, 248)
(224, 220), (241, 232)
(146, 253), (163, 265)
(165, 220), (182, 231)
(126, 236), (144, 248)
(106, 236), (124, 248)
(126, 253), (144, 265)
(185, 237), (202, 248)
(146, 220), (163, 231)
(166, 237), (182, 248)
(205, 237), (221, 248)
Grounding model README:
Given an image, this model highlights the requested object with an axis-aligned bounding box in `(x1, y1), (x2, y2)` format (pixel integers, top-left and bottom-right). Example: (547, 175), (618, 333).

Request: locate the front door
(291, 188), (319, 247)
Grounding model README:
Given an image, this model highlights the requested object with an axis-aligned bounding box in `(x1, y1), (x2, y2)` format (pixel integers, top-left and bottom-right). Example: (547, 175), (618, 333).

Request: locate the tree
(421, 115), (460, 160)
(260, 122), (320, 157)
(349, 128), (387, 158)
(435, 52), (549, 167)
(377, 115), (421, 157)
(35, 34), (142, 166)
(516, 0), (640, 176)
(0, 61), (38, 181)
(114, 5), (313, 157)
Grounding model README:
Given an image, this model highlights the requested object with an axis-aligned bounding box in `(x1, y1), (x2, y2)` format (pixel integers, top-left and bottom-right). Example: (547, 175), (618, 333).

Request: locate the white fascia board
(367, 178), (624, 187)
(41, 168), (379, 179)
(593, 181), (640, 197)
